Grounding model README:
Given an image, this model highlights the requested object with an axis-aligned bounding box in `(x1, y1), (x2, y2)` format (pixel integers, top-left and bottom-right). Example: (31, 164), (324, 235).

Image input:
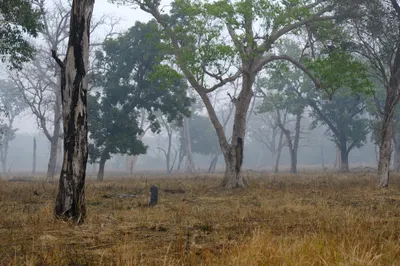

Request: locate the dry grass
(1, 172), (400, 265)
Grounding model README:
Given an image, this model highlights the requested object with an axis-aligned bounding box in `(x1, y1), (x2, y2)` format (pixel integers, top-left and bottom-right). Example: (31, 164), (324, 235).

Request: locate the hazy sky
(15, 0), (152, 134)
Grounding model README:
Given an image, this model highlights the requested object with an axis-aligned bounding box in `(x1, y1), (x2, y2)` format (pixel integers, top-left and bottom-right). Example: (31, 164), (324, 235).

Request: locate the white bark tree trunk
(53, 0), (94, 224)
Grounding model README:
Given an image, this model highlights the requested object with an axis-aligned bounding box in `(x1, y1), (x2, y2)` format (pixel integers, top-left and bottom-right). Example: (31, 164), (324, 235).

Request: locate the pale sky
(15, 0), (152, 134)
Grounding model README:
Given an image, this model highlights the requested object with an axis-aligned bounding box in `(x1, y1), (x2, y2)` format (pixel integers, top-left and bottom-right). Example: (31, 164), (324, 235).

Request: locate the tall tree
(306, 89), (370, 172)
(92, 20), (193, 178)
(111, 0), (363, 188)
(52, 0), (94, 224)
(345, 0), (400, 187)
(0, 80), (26, 174)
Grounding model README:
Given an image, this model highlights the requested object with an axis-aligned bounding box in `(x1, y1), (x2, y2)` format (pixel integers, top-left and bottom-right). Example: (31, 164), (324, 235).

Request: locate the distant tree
(0, 0), (42, 69)
(91, 20), (193, 179)
(88, 93), (147, 181)
(303, 88), (370, 172)
(181, 114), (219, 170)
(258, 91), (306, 174)
(343, 1), (400, 187)
(0, 80), (26, 174)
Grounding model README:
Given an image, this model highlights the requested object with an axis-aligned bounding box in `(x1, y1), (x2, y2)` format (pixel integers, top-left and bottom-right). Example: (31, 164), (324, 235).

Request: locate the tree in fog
(180, 114), (220, 172)
(111, 0), (365, 188)
(91, 20), (192, 179)
(88, 93), (147, 181)
(0, 0), (42, 69)
(307, 89), (370, 172)
(53, 0), (94, 224)
(0, 80), (26, 174)
(341, 0), (400, 187)
(9, 0), (117, 182)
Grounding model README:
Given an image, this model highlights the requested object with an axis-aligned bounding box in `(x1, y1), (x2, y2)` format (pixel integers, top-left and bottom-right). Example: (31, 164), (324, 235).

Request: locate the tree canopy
(89, 20), (193, 178)
(0, 0), (42, 69)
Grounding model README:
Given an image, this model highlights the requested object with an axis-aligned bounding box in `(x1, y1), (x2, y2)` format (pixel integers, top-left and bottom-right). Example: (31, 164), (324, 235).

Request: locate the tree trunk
(166, 130), (172, 173)
(32, 137), (36, 177)
(126, 132), (145, 174)
(46, 135), (59, 183)
(56, 135), (62, 174)
(97, 157), (106, 182)
(339, 143), (349, 172)
(208, 153), (218, 173)
(334, 145), (342, 170)
(54, 0), (93, 224)
(392, 125), (400, 172)
(274, 129), (284, 173)
(0, 134), (9, 175)
(220, 72), (254, 188)
(183, 117), (195, 173)
(290, 111), (302, 174)
(377, 106), (395, 188)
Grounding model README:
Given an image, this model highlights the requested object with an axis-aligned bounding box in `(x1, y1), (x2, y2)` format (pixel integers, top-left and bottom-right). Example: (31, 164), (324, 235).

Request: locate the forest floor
(1, 172), (400, 265)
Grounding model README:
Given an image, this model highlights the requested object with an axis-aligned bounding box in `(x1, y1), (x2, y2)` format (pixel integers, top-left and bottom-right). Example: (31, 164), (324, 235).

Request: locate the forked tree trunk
(53, 0), (93, 224)
(219, 72), (254, 188)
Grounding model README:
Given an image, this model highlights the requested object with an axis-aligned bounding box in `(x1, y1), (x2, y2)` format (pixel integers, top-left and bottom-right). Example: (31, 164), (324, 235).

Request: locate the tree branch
(51, 49), (64, 69)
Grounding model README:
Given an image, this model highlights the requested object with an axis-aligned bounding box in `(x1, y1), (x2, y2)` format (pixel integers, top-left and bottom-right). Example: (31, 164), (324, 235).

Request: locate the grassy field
(1, 172), (400, 265)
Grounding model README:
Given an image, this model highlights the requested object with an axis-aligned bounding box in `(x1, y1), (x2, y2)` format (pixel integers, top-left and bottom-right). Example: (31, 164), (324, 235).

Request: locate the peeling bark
(53, 0), (94, 224)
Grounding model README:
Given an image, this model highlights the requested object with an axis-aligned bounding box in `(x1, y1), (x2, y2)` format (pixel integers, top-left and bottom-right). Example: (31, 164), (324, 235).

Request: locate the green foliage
(88, 93), (147, 164)
(309, 88), (370, 152)
(304, 51), (374, 97)
(0, 0), (42, 69)
(90, 20), (193, 162)
(93, 20), (193, 129)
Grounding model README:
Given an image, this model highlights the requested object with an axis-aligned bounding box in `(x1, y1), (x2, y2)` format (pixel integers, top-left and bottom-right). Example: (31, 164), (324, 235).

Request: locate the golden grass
(1, 172), (400, 265)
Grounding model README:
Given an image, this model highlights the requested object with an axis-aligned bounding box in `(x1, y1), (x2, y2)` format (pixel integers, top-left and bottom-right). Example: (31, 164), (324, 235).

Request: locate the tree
(345, 0), (400, 187)
(258, 91), (306, 173)
(125, 109), (151, 174)
(0, 0), (42, 69)
(156, 115), (181, 174)
(88, 93), (147, 181)
(306, 89), (370, 172)
(0, 80), (26, 174)
(111, 0), (364, 188)
(9, 0), (117, 182)
(248, 111), (286, 173)
(52, 0), (94, 224)
(91, 20), (193, 178)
